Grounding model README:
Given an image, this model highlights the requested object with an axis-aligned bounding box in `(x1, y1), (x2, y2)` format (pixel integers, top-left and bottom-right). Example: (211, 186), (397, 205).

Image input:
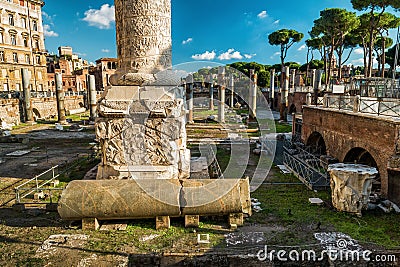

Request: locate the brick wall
(302, 106), (400, 201)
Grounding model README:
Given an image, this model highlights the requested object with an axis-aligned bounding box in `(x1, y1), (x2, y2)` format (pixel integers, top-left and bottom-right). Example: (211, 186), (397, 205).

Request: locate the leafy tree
(268, 29), (304, 85)
(385, 44), (400, 75)
(305, 37), (329, 84)
(227, 62), (270, 87)
(284, 62), (301, 70)
(300, 59), (324, 72)
(351, 0), (400, 77)
(351, 14), (371, 76)
(311, 8), (359, 82)
(374, 36), (394, 77)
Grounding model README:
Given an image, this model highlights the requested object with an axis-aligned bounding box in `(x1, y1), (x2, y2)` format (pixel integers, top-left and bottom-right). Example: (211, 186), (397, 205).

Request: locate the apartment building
(46, 46), (90, 93)
(90, 57), (118, 91)
(0, 0), (47, 92)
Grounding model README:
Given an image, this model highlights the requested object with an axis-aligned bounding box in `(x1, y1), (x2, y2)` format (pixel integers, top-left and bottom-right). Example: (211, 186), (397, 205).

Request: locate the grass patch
(275, 121), (292, 133)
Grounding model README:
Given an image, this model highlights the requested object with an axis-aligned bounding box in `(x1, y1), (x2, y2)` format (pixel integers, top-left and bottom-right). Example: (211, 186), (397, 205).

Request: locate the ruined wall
(0, 95), (86, 123)
(275, 92), (308, 114)
(302, 106), (400, 200)
(31, 98), (58, 119)
(0, 99), (20, 125)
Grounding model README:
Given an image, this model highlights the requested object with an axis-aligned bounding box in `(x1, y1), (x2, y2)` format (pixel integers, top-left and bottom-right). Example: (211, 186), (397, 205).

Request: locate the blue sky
(42, 0), (399, 66)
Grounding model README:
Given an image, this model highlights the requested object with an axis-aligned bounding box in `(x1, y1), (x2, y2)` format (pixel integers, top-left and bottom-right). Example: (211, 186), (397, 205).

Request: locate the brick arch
(32, 108), (41, 120)
(343, 147), (378, 167)
(336, 142), (387, 196)
(306, 131), (327, 155)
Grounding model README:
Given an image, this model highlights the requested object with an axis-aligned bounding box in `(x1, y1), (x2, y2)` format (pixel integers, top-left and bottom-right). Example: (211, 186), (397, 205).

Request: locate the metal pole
(21, 68), (33, 122)
(55, 73), (66, 124)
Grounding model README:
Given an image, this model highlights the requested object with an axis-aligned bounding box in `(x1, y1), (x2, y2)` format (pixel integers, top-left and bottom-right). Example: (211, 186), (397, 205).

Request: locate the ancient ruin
(58, 0), (251, 229)
(328, 163), (378, 216)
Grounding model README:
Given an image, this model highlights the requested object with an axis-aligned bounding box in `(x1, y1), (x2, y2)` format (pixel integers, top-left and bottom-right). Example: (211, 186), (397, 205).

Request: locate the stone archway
(344, 147), (380, 192)
(32, 108), (41, 120)
(344, 147), (378, 168)
(306, 131), (327, 155)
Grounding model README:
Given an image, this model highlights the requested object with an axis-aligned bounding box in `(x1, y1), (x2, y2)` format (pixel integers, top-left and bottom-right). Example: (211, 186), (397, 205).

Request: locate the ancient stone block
(184, 215), (199, 228)
(329, 163), (378, 216)
(156, 216), (170, 230)
(228, 213), (244, 227)
(82, 218), (100, 231)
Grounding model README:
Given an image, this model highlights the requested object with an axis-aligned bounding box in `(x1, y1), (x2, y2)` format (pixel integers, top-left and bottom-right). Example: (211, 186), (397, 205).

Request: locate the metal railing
(349, 78), (400, 98)
(283, 142), (329, 190)
(323, 95), (400, 117)
(326, 95), (355, 111)
(14, 165), (62, 204)
(359, 98), (400, 117)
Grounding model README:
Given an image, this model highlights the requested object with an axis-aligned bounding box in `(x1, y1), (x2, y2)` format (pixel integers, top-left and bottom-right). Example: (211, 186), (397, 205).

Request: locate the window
(0, 51), (4, 62)
(23, 36), (28, 47)
(13, 53), (18, 63)
(8, 14), (14, 26)
(35, 55), (40, 64)
(19, 0), (25, 6)
(25, 54), (30, 64)
(10, 34), (16, 45)
(0, 33), (3, 44)
(35, 40), (39, 49)
(21, 17), (26, 28)
(32, 20), (37, 31)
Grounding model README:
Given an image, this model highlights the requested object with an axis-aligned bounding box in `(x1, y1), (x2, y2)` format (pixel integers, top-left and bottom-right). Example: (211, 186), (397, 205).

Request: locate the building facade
(89, 58), (118, 91)
(46, 46), (90, 93)
(0, 0), (47, 92)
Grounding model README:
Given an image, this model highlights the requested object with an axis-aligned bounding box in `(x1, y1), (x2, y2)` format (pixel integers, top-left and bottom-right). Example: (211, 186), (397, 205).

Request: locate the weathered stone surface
(82, 218), (100, 231)
(156, 216), (170, 230)
(180, 178), (252, 216)
(329, 163), (378, 216)
(58, 179), (252, 221)
(184, 215), (200, 228)
(58, 180), (181, 220)
(112, 0), (172, 86)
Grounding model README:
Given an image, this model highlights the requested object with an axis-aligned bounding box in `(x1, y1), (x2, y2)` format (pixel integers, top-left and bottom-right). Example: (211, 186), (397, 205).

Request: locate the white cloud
(218, 49), (243, 60)
(273, 20), (280, 25)
(244, 53), (256, 59)
(83, 4), (115, 29)
(297, 44), (307, 51)
(75, 52), (87, 57)
(257, 11), (268, 19)
(354, 48), (364, 55)
(182, 38), (193, 45)
(192, 51), (216, 60)
(270, 52), (281, 59)
(351, 58), (364, 65)
(102, 49), (110, 53)
(43, 24), (58, 37)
